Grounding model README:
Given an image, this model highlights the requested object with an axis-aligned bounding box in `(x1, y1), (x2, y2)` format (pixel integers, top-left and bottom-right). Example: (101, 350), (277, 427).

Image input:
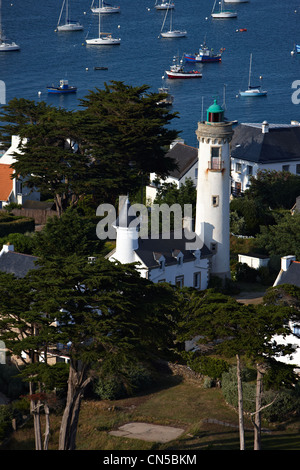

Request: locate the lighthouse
(195, 99), (234, 280)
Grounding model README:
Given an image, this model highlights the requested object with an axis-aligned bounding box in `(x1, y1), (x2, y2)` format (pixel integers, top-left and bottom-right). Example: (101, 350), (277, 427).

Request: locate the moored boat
(47, 79), (77, 93)
(165, 56), (202, 79)
(155, 1), (175, 10)
(211, 0), (237, 18)
(184, 43), (224, 63)
(239, 54), (267, 97)
(157, 86), (174, 106)
(91, 0), (120, 13)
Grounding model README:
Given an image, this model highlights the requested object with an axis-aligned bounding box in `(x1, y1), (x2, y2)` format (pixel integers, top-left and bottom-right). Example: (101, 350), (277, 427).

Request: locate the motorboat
(184, 43), (223, 63)
(165, 56), (202, 79)
(47, 79), (77, 93)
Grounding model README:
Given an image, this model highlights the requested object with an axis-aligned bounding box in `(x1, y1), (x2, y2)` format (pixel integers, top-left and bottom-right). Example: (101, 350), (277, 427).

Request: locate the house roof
(231, 123), (300, 164)
(0, 164), (13, 202)
(135, 229), (211, 269)
(274, 261), (300, 288)
(0, 251), (38, 278)
(166, 143), (198, 179)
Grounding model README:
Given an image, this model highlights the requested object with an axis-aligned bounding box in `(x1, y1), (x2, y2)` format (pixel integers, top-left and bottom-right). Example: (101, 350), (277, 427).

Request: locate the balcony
(207, 159), (225, 171)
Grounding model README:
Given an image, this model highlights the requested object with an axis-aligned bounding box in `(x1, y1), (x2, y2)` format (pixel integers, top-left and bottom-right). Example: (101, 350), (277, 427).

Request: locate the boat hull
(239, 90), (267, 97)
(91, 7), (120, 13)
(212, 11), (237, 18)
(86, 37), (121, 45)
(165, 70), (202, 79)
(155, 3), (175, 9)
(47, 87), (77, 93)
(224, 0), (248, 3)
(0, 42), (20, 51)
(184, 54), (221, 63)
(57, 23), (83, 31)
(161, 30), (186, 38)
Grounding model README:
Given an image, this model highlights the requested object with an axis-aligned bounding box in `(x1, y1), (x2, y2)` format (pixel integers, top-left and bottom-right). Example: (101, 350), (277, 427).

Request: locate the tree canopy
(0, 82), (179, 214)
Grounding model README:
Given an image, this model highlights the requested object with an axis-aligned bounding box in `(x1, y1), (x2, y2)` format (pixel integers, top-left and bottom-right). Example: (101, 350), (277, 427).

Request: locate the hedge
(0, 216), (35, 237)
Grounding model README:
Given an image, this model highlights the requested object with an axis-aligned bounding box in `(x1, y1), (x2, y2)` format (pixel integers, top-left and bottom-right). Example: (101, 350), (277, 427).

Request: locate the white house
(230, 121), (300, 195)
(146, 140), (198, 204)
(271, 255), (300, 372)
(0, 135), (40, 208)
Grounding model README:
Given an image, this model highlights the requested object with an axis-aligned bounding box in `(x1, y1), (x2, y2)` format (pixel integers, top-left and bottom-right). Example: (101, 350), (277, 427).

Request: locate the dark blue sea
(1, 0), (300, 146)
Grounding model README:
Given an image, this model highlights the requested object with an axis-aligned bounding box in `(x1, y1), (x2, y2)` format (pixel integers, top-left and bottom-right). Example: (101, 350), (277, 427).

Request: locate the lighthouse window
(212, 195), (219, 207)
(211, 146), (220, 158)
(210, 147), (222, 170)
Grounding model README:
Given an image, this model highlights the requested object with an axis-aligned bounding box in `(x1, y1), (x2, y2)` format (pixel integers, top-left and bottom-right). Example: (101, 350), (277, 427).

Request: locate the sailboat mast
(0, 0), (2, 42)
(248, 53), (252, 89)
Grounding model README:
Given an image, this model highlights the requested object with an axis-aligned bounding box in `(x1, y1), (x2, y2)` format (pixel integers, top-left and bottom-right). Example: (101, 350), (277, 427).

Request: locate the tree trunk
(29, 382), (42, 451)
(43, 403), (50, 450)
(254, 365), (264, 450)
(58, 361), (92, 450)
(236, 354), (245, 450)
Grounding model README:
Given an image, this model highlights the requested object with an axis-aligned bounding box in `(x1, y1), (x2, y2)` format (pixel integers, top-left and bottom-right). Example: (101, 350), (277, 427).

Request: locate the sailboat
(56, 0), (83, 31)
(91, 0), (120, 14)
(86, 1), (120, 45)
(0, 0), (20, 51)
(239, 54), (267, 97)
(155, 1), (175, 10)
(211, 0), (237, 18)
(160, 5), (186, 38)
(224, 0), (249, 3)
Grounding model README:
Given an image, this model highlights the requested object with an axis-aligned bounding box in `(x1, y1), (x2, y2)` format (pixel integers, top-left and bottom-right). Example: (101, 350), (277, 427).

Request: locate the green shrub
(0, 405), (13, 441)
(188, 356), (229, 381)
(0, 216), (35, 237)
(0, 365), (27, 400)
(94, 363), (153, 401)
(221, 366), (256, 412)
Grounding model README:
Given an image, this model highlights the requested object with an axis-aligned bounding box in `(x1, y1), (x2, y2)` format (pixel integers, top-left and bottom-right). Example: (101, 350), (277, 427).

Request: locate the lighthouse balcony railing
(208, 160), (225, 171)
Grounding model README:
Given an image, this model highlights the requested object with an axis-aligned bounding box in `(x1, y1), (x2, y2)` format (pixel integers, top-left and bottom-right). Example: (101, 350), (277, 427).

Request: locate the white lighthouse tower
(195, 99), (234, 280)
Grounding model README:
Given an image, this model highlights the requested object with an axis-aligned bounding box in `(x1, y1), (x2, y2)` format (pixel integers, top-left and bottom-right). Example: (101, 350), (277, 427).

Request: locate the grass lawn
(3, 374), (300, 451)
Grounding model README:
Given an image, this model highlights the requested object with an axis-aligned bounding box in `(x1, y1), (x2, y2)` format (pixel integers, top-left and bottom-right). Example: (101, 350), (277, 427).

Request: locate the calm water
(1, 0), (300, 146)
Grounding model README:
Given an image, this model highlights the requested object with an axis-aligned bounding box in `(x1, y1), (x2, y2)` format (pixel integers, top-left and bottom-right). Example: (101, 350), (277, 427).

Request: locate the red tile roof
(0, 164), (14, 201)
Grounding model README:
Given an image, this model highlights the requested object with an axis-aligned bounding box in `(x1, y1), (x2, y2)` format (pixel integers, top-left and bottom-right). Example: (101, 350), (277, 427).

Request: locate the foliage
(0, 214), (35, 237)
(255, 211), (300, 259)
(263, 284), (300, 310)
(0, 405), (13, 441)
(0, 83), (179, 214)
(221, 366), (256, 412)
(32, 208), (104, 259)
(187, 355), (229, 380)
(94, 363), (153, 400)
(0, 364), (28, 400)
(245, 169), (300, 210)
(230, 195), (275, 236)
(0, 232), (35, 255)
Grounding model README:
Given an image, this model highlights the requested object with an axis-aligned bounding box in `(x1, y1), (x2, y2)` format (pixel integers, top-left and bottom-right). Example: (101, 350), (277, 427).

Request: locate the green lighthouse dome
(206, 99), (224, 123)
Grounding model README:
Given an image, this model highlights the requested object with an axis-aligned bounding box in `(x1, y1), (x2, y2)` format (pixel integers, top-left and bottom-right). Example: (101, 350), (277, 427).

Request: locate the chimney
(281, 255), (296, 271)
(261, 121), (269, 134)
(0, 243), (14, 257)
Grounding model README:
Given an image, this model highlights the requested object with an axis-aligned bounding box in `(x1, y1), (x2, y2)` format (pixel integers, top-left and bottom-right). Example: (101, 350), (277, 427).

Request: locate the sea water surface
(0, 0), (300, 146)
